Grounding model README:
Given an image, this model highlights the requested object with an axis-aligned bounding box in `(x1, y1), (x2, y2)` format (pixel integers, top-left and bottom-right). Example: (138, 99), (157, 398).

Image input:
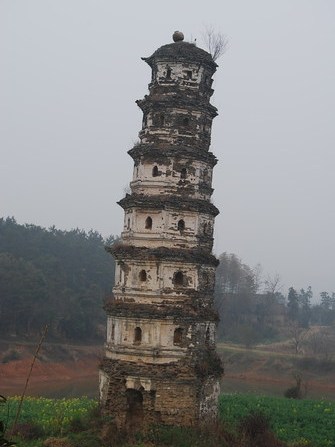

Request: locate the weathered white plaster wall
(107, 316), (185, 348)
(114, 260), (198, 292)
(121, 207), (214, 250)
(130, 158), (213, 200)
(155, 61), (205, 86)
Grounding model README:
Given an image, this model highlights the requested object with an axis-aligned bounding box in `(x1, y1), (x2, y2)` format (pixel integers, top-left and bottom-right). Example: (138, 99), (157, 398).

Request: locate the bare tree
(288, 321), (309, 355)
(263, 273), (282, 295)
(202, 26), (229, 61)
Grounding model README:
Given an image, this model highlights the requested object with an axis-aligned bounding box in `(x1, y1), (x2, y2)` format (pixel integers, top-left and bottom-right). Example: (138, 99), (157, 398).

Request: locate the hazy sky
(1, 0), (334, 298)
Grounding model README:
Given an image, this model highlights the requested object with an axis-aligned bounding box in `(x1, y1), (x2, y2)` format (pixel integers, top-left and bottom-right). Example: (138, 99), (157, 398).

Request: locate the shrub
(12, 421), (44, 440)
(67, 417), (86, 433)
(284, 373), (304, 399)
(239, 411), (270, 437)
(284, 386), (302, 399)
(2, 350), (20, 363)
(239, 411), (285, 447)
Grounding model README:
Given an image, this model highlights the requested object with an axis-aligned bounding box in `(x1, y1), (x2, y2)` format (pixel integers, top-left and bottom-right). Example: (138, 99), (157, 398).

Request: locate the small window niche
(152, 165), (159, 177)
(203, 222), (208, 235)
(134, 327), (142, 344)
(139, 270), (147, 282)
(203, 222), (212, 236)
(180, 168), (187, 180)
(159, 114), (165, 126)
(145, 216), (153, 230)
(185, 70), (192, 80)
(173, 327), (183, 345)
(177, 219), (185, 234)
(127, 218), (130, 230)
(111, 323), (115, 341)
(182, 117), (190, 127)
(203, 168), (209, 182)
(166, 67), (172, 79)
(174, 271), (184, 286)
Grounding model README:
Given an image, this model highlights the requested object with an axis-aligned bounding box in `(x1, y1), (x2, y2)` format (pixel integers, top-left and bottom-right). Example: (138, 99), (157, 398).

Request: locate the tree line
(0, 217), (116, 341)
(215, 252), (335, 346)
(0, 217), (334, 344)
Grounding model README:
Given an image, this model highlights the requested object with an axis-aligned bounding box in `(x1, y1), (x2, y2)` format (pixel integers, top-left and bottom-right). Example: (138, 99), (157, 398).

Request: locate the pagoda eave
(117, 194), (220, 217)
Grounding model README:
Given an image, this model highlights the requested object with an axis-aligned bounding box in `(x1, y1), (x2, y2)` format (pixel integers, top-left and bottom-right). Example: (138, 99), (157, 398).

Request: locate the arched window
(180, 168), (187, 179)
(160, 114), (165, 126)
(182, 117), (189, 126)
(139, 270), (147, 282)
(203, 168), (209, 181)
(203, 222), (208, 235)
(145, 216), (152, 230)
(127, 218), (130, 230)
(111, 323), (115, 341)
(166, 68), (172, 79)
(134, 327), (142, 344)
(174, 271), (184, 286)
(177, 219), (185, 233)
(152, 165), (159, 177)
(173, 328), (183, 345)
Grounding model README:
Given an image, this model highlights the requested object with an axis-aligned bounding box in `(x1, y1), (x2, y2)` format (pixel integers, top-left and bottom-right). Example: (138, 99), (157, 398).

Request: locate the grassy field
(219, 394), (335, 446)
(1, 394), (335, 446)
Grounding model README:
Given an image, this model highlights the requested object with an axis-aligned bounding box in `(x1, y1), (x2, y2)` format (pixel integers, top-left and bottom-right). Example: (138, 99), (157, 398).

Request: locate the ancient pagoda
(100, 31), (223, 429)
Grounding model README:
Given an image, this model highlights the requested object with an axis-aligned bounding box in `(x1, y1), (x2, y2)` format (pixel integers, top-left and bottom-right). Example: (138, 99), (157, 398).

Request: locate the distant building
(99, 31), (223, 429)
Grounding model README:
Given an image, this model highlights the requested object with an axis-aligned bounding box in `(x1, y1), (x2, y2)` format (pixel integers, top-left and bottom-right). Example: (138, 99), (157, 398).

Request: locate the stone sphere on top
(173, 31), (184, 42)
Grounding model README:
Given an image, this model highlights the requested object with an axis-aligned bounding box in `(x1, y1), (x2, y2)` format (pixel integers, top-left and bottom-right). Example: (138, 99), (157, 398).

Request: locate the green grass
(219, 394), (335, 446)
(1, 396), (97, 435)
(1, 394), (335, 446)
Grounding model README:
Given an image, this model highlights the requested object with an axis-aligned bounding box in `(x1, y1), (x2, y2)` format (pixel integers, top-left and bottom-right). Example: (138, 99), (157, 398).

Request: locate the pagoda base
(99, 358), (220, 429)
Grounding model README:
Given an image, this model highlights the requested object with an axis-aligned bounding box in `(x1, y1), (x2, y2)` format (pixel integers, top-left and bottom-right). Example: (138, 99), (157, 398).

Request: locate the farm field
(1, 394), (335, 447)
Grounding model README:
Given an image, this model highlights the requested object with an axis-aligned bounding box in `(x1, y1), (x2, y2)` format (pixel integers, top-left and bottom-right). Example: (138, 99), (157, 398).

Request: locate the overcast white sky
(1, 0), (334, 298)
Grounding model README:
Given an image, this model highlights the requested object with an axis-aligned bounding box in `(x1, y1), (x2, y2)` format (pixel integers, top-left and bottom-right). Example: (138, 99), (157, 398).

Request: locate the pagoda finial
(173, 30), (184, 42)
